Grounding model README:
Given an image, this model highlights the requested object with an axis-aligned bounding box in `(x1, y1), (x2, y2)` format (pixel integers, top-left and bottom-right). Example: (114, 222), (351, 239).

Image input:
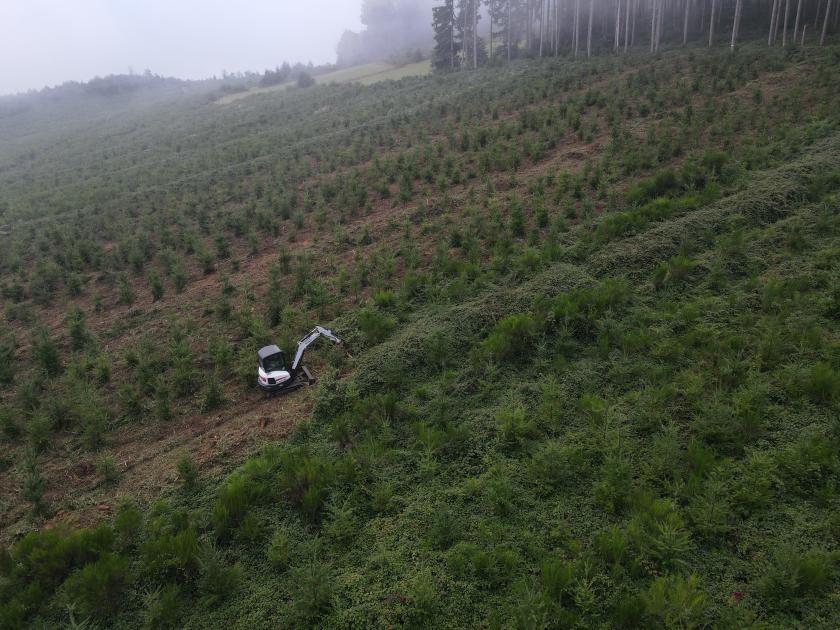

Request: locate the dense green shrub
(2, 524), (115, 622)
(594, 525), (628, 568)
(627, 169), (679, 204)
(266, 527), (292, 571)
(777, 432), (839, 493)
(171, 262), (187, 293)
(806, 169), (840, 201)
(427, 508), (460, 550)
(551, 279), (630, 339)
(22, 459), (47, 509)
(66, 308), (91, 350)
(25, 413), (53, 453)
(0, 333), (16, 384)
(405, 570), (438, 628)
(196, 545), (241, 608)
(278, 451), (335, 520)
(60, 552), (129, 619)
(592, 191), (713, 246)
(212, 473), (266, 537)
(495, 406), (538, 449)
(235, 511), (264, 544)
(290, 562), (333, 623)
(528, 441), (588, 492)
(96, 454), (119, 484)
(143, 584), (182, 629)
(155, 385), (172, 422)
(802, 362), (839, 404)
(482, 313), (537, 362)
(610, 592), (647, 628)
(149, 272), (165, 302)
(357, 308), (396, 345)
(644, 574), (707, 629)
(652, 255), (696, 290)
(176, 456), (199, 490)
(113, 503), (143, 550)
(540, 558), (574, 601)
(201, 373), (226, 413)
(80, 395), (109, 451)
(686, 470), (732, 540)
(0, 405), (21, 441)
(297, 72), (315, 88)
(119, 383), (142, 422)
(369, 480), (395, 514)
(629, 497), (691, 572)
(171, 356), (197, 398)
(730, 451), (778, 516)
(32, 328), (61, 376)
(373, 289), (396, 309)
(140, 527), (200, 580)
(758, 546), (836, 610)
(117, 273), (135, 306)
(593, 455), (634, 514)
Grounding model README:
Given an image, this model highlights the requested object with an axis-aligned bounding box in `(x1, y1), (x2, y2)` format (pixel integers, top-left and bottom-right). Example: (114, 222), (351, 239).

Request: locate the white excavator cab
(257, 345), (291, 391)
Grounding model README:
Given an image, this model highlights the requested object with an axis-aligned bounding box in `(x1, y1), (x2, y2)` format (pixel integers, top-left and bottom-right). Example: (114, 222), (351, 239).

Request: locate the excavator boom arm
(291, 326), (343, 371)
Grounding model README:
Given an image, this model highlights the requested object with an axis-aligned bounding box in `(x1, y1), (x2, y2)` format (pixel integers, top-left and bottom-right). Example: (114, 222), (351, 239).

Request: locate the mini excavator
(257, 326), (344, 396)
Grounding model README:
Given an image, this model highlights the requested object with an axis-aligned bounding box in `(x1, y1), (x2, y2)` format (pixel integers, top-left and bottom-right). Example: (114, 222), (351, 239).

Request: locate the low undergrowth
(0, 44), (839, 629)
(1, 127), (837, 629)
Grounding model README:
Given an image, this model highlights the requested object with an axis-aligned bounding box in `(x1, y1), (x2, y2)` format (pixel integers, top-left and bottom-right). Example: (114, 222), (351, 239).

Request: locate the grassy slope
(355, 60), (432, 85)
(216, 60), (431, 104)
(178, 138), (840, 629)
(0, 42), (838, 629)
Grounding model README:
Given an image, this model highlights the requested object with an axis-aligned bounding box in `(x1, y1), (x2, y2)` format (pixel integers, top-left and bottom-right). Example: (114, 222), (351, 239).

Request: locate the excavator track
(265, 366), (315, 398)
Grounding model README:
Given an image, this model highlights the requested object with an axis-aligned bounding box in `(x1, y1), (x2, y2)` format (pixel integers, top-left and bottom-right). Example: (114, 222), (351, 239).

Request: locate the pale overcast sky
(0, 0), (363, 95)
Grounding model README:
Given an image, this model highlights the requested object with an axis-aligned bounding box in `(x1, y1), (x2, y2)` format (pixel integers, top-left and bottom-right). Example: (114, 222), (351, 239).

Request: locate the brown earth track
(0, 384), (312, 543)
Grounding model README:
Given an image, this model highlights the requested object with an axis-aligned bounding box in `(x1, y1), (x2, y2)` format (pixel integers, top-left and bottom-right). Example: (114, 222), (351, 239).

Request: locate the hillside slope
(216, 60), (432, 104)
(0, 42), (838, 628)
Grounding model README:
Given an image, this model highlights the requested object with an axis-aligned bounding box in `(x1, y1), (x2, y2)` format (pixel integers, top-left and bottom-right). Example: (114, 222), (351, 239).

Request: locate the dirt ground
(0, 381), (313, 542)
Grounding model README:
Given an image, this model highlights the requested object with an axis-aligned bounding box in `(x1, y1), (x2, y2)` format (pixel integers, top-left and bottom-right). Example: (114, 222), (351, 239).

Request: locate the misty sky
(1, 1), (364, 95)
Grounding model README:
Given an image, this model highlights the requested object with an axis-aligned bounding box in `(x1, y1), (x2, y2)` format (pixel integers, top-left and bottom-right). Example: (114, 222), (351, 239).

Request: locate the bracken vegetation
(0, 29), (838, 629)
